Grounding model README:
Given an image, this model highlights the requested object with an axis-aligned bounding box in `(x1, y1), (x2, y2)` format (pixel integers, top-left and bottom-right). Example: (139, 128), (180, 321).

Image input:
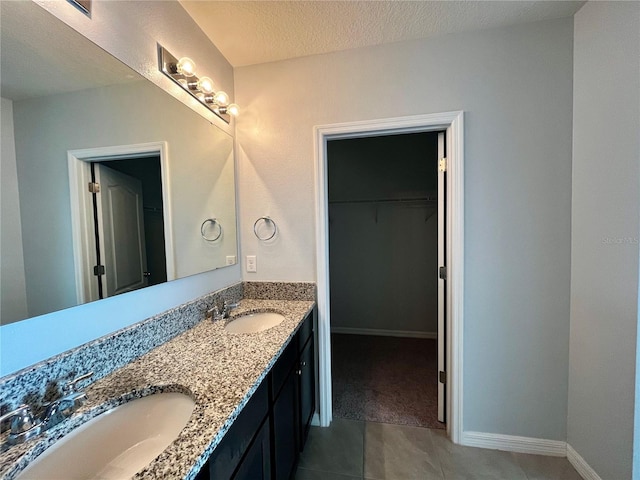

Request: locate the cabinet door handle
(296, 369), (302, 376)
(300, 361), (306, 367)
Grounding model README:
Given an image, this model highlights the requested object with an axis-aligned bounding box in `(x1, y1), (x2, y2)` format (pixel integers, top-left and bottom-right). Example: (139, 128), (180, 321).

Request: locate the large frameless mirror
(0, 1), (238, 326)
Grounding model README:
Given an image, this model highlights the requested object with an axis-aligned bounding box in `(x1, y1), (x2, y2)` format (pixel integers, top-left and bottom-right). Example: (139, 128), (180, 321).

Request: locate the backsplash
(243, 281), (315, 301)
(0, 281), (315, 430)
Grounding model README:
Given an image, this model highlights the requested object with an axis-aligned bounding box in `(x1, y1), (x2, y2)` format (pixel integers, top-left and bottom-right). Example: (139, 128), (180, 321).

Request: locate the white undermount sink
(224, 312), (285, 334)
(15, 392), (195, 480)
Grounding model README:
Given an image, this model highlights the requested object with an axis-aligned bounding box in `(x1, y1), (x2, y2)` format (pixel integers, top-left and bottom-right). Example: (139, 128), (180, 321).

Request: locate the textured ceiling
(180, 1), (585, 67)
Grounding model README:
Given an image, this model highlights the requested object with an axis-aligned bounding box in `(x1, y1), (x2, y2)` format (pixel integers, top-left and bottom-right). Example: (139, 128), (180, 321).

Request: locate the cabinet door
(298, 337), (315, 450)
(272, 369), (299, 480)
(232, 419), (271, 480)
(209, 381), (269, 480)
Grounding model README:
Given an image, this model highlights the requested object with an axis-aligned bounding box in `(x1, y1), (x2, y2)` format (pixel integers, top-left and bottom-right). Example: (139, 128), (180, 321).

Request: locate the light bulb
(226, 103), (240, 117)
(197, 76), (214, 94)
(213, 91), (229, 106)
(176, 57), (196, 77)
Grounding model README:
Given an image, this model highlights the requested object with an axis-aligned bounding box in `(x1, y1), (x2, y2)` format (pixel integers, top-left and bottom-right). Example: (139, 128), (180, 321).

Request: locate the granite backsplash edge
(243, 281), (316, 301)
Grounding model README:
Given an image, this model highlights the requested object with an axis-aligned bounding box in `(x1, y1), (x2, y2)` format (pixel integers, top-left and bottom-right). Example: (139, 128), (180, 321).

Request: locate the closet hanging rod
(329, 197), (436, 205)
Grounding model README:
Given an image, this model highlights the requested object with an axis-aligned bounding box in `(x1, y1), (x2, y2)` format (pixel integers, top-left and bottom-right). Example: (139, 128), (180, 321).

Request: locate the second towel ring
(201, 218), (223, 242)
(254, 216), (278, 241)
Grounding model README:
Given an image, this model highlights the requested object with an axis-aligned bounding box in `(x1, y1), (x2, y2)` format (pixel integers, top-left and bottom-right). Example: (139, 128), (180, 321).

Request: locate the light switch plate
(246, 255), (257, 273)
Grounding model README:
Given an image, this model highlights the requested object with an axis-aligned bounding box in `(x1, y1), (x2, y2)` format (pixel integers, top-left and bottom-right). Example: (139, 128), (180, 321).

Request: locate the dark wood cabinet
(232, 419), (271, 480)
(272, 364), (299, 480)
(298, 335), (314, 451)
(208, 381), (269, 480)
(271, 307), (316, 479)
(197, 307), (316, 480)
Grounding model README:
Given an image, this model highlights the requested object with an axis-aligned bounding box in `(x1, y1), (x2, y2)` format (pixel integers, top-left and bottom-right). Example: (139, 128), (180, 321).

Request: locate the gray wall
(568, 2), (640, 478)
(329, 204), (438, 334)
(235, 18), (574, 440)
(1, 98), (28, 323)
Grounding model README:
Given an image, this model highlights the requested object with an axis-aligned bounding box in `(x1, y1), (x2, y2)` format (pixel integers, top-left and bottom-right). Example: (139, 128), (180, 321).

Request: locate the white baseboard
(567, 444), (602, 480)
(460, 431), (566, 457)
(310, 413), (320, 427)
(330, 326), (437, 339)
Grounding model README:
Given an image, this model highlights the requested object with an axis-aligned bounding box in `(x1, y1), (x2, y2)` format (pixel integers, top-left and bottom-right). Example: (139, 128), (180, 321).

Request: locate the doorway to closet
(327, 131), (445, 430)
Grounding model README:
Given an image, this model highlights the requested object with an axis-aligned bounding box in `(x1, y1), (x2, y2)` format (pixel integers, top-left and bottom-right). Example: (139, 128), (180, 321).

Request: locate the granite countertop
(0, 298), (315, 480)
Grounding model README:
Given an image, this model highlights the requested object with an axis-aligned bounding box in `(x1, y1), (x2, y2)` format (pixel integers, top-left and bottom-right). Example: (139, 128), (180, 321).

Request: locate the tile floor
(295, 418), (582, 480)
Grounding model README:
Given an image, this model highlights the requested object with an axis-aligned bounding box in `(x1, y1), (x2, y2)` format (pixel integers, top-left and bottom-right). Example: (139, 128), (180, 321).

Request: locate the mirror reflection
(0, 1), (238, 325)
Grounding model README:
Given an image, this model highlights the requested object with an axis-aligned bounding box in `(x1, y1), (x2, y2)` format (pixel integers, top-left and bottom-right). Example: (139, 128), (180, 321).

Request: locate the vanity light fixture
(221, 104), (240, 117)
(158, 45), (239, 124)
(176, 57), (196, 77)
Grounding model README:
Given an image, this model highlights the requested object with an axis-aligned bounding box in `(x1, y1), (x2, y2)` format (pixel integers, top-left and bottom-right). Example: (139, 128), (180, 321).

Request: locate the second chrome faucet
(0, 371), (93, 446)
(206, 300), (240, 321)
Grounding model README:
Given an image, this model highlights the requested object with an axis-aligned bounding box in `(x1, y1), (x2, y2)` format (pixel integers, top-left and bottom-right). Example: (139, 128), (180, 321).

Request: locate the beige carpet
(331, 334), (445, 430)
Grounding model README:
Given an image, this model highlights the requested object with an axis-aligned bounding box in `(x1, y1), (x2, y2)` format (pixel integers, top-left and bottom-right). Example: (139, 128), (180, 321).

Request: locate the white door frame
(313, 111), (464, 443)
(67, 142), (175, 304)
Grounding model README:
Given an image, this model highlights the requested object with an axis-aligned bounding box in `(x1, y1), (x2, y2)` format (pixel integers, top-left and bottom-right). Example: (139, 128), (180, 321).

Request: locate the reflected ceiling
(0, 1), (137, 101)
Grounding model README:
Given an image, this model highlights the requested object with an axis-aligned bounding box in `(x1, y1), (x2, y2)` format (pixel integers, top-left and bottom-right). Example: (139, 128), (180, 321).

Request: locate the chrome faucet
(0, 371), (93, 445)
(206, 301), (240, 321)
(42, 371), (93, 430)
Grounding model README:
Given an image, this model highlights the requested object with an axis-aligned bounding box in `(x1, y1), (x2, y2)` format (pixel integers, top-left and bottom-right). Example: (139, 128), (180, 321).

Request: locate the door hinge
(439, 371), (447, 384)
(438, 158), (447, 173)
(88, 182), (100, 193)
(439, 266), (447, 280)
(93, 265), (105, 276)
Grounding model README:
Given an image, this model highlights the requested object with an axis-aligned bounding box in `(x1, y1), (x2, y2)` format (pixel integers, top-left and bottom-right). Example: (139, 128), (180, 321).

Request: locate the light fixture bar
(158, 45), (237, 124)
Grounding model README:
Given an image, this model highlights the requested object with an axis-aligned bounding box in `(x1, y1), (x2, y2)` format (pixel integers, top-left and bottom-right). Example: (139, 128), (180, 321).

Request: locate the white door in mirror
(15, 393), (195, 480)
(95, 164), (148, 296)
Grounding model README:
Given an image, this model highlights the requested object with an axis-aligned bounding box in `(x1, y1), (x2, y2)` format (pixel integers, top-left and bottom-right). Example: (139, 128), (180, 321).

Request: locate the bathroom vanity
(0, 283), (317, 480)
(203, 308), (315, 480)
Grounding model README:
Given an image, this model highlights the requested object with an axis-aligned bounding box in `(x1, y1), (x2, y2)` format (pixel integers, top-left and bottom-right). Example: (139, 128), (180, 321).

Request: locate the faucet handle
(224, 301), (240, 310)
(206, 305), (220, 321)
(64, 371), (94, 394)
(222, 301), (240, 317)
(0, 404), (42, 444)
(0, 404), (37, 434)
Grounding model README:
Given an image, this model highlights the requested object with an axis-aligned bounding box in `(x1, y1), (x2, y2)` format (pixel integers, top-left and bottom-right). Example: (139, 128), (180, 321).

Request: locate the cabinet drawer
(209, 380), (269, 480)
(271, 338), (297, 399)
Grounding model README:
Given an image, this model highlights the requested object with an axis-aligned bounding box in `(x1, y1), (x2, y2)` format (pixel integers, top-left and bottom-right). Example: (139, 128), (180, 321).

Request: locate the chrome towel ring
(201, 218), (222, 242)
(254, 216), (277, 241)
